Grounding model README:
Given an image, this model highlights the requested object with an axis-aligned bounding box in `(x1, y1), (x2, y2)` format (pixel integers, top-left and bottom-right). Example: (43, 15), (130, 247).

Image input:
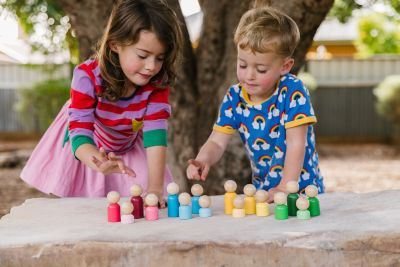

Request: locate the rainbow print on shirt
(274, 146), (284, 159)
(224, 106), (233, 118)
(293, 113), (307, 121)
(252, 115), (266, 130)
(300, 168), (310, 180)
(280, 112), (287, 125)
(269, 164), (283, 178)
(258, 155), (272, 167)
(236, 102), (250, 117)
(269, 124), (280, 139)
(278, 86), (288, 102)
(252, 137), (270, 151)
(267, 103), (280, 119)
(289, 90), (306, 108)
(239, 123), (250, 139)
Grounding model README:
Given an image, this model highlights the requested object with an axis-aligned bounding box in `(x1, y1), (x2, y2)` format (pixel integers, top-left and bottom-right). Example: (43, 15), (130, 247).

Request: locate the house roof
(313, 17), (358, 42)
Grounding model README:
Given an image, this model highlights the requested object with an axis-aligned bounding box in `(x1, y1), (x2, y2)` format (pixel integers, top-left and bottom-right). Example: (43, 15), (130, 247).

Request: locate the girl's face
(111, 30), (166, 87)
(236, 47), (293, 103)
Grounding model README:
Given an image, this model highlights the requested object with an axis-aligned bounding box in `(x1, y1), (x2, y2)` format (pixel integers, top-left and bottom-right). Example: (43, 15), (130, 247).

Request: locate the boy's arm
(187, 130), (233, 180)
(146, 145), (167, 208)
(268, 125), (307, 201)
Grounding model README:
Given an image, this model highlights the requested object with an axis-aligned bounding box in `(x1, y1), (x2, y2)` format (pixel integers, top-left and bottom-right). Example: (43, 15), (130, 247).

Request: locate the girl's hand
(92, 147), (136, 177)
(145, 189), (166, 209)
(187, 159), (210, 181)
(267, 186), (287, 204)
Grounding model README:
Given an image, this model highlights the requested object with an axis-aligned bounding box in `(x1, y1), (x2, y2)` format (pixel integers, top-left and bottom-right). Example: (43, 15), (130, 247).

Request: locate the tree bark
(57, 0), (114, 60)
(57, 0), (334, 195)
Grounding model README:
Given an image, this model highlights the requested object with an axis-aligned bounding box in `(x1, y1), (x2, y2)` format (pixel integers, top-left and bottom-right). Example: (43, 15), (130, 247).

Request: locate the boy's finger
(186, 169), (193, 179)
(159, 199), (166, 209)
(188, 159), (202, 168)
(200, 165), (210, 181)
(187, 166), (199, 180)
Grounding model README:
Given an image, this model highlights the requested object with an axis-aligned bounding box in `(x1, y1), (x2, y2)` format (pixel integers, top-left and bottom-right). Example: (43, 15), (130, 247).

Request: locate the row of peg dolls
(224, 180), (320, 220)
(107, 182), (212, 223)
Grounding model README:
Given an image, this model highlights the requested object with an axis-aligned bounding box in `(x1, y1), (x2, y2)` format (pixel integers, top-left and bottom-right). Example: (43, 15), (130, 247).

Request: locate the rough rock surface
(0, 191), (400, 267)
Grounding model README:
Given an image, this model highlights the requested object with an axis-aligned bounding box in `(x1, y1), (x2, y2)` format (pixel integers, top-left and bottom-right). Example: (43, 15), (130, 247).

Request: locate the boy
(186, 7), (324, 202)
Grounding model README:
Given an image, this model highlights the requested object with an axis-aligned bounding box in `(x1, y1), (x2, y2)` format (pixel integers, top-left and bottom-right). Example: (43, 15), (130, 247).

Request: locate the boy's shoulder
(227, 83), (242, 95)
(279, 73), (305, 89)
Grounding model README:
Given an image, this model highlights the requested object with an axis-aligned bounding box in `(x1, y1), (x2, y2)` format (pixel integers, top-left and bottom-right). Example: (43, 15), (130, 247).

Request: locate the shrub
(374, 75), (400, 143)
(297, 72), (318, 93)
(374, 75), (400, 123)
(16, 78), (70, 133)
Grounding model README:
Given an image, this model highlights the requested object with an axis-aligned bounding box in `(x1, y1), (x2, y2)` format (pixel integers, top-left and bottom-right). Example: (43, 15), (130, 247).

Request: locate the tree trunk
(57, 0), (334, 195)
(57, 0), (114, 60)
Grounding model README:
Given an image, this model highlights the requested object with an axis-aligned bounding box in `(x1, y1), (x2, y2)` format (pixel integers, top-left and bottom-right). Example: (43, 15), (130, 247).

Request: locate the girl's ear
(109, 42), (120, 53)
(280, 57), (294, 75)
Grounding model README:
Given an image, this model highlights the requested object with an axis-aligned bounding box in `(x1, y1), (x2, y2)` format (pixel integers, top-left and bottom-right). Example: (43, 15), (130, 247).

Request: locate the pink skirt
(20, 102), (173, 197)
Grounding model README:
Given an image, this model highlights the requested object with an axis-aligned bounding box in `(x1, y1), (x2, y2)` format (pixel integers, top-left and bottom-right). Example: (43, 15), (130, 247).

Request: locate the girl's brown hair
(97, 0), (183, 101)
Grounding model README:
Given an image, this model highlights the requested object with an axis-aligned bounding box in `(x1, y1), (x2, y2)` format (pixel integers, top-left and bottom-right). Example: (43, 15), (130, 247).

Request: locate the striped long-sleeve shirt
(68, 59), (171, 155)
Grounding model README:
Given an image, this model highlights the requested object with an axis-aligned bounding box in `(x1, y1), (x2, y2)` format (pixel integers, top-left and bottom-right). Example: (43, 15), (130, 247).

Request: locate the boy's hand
(267, 186), (287, 204)
(92, 147), (136, 177)
(187, 159), (210, 181)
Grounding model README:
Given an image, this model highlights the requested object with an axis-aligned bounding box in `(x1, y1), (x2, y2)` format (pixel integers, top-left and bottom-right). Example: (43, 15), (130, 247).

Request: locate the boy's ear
(280, 58), (294, 75)
(109, 42), (120, 53)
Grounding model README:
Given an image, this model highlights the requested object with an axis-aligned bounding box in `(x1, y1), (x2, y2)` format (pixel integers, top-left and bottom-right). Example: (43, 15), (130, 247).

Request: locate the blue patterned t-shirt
(214, 73), (324, 193)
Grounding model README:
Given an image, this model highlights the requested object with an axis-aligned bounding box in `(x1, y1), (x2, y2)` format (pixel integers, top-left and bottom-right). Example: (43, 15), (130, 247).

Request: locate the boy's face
(236, 47), (293, 102)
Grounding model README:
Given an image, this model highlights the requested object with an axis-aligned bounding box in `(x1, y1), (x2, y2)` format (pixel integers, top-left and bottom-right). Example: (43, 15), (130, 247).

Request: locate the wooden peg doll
(199, 195), (212, 218)
(178, 192), (192, 220)
(274, 192), (288, 220)
(224, 180), (237, 215)
(232, 196), (246, 218)
(243, 184), (256, 215)
(144, 193), (159, 221)
(121, 201), (135, 224)
(107, 191), (121, 222)
(255, 189), (269, 217)
(286, 181), (299, 216)
(167, 182), (180, 217)
(130, 184), (144, 219)
(305, 185), (320, 217)
(296, 197), (311, 220)
(191, 184), (204, 214)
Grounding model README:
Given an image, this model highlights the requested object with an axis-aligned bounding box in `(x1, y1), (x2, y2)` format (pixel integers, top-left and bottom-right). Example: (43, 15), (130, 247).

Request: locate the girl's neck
(123, 81), (138, 98)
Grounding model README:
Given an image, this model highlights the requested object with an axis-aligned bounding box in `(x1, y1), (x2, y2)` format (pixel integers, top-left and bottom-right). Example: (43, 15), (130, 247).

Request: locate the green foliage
(374, 75), (400, 143)
(329, 0), (363, 23)
(298, 72), (318, 92)
(329, 0), (400, 22)
(1, 0), (79, 63)
(16, 78), (70, 133)
(355, 12), (400, 57)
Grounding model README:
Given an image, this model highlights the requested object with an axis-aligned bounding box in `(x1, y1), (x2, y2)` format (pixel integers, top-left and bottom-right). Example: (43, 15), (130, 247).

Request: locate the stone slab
(1, 191), (400, 266)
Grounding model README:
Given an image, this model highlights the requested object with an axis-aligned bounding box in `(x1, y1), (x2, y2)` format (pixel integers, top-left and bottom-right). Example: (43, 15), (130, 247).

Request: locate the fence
(305, 56), (400, 141)
(0, 57), (399, 140)
(306, 56), (400, 87)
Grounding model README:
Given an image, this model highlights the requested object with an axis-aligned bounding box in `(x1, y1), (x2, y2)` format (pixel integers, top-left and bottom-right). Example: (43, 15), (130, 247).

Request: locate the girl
(21, 0), (183, 207)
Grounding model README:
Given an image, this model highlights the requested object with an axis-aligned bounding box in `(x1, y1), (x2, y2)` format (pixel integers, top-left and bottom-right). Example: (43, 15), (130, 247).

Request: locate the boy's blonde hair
(234, 6), (300, 58)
